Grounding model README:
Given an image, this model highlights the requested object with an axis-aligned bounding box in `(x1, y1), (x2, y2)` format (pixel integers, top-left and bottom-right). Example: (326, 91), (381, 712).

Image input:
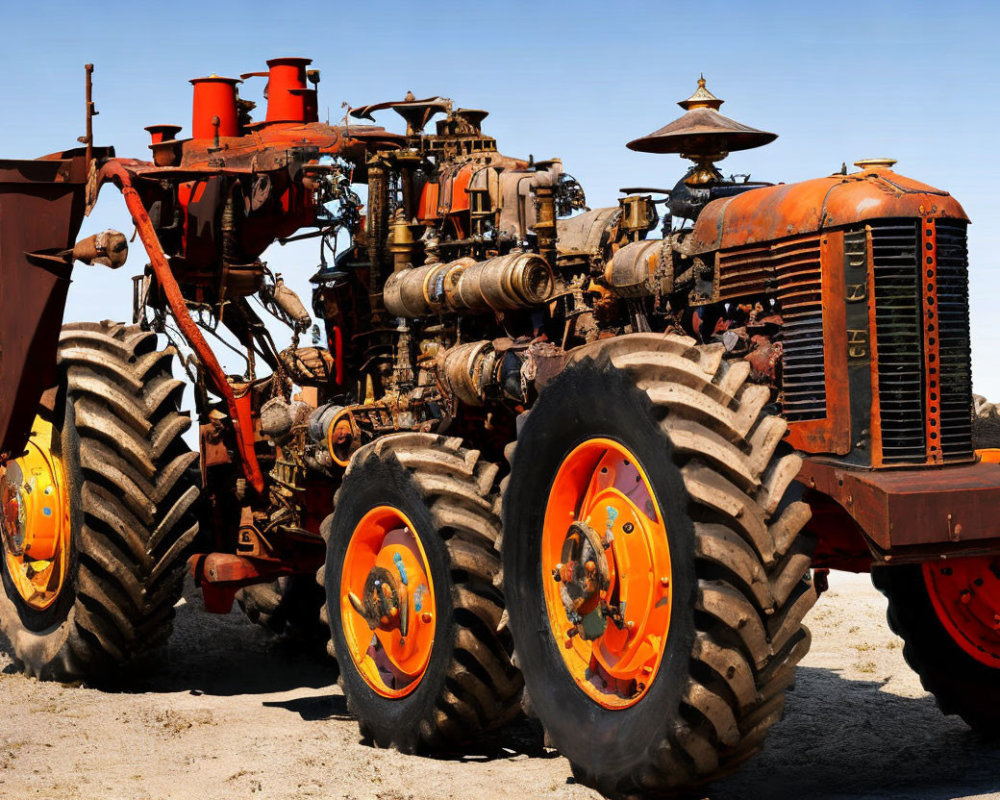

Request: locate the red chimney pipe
(145, 124), (182, 145)
(190, 76), (241, 139)
(265, 57), (312, 123)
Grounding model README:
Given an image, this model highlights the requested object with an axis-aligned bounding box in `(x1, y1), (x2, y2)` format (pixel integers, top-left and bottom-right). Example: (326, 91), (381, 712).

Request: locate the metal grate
(716, 236), (826, 422)
(935, 221), (974, 459)
(773, 237), (826, 422)
(870, 221), (926, 463)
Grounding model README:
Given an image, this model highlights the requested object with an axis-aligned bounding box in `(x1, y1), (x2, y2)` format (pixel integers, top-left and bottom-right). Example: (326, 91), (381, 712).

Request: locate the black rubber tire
(236, 575), (329, 643)
(0, 322), (200, 681)
(873, 563), (1000, 732)
(320, 432), (522, 753)
(501, 333), (817, 798)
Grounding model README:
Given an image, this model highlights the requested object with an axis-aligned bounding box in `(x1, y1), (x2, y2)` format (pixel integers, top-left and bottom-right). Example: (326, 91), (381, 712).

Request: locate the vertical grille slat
(716, 236), (826, 422)
(870, 219), (973, 464)
(871, 221), (926, 463)
(773, 238), (825, 422)
(935, 221), (974, 459)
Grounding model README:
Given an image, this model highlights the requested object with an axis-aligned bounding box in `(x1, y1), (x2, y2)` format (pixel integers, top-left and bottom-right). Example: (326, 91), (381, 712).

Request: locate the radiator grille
(871, 221), (926, 463)
(716, 236), (826, 422)
(774, 238), (826, 422)
(935, 221), (974, 459)
(870, 219), (973, 464)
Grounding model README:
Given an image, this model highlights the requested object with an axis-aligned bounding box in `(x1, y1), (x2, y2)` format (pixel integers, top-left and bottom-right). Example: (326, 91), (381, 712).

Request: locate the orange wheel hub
(0, 417), (72, 611)
(340, 505), (437, 698)
(542, 438), (672, 709)
(924, 556), (1000, 668)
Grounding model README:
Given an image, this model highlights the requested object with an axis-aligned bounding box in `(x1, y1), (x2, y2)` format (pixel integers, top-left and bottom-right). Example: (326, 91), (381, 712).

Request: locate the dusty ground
(1, 572), (998, 800)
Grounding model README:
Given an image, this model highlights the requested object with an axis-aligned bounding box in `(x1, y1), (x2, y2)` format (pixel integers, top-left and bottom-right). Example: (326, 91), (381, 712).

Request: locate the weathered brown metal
(100, 159), (267, 494)
(688, 166), (967, 253)
(798, 458), (1000, 555)
(783, 232), (852, 455)
(0, 154), (89, 461)
(627, 77), (776, 156)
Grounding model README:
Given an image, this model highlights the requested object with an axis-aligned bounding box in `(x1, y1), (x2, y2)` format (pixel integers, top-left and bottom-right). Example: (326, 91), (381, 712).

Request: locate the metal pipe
(100, 161), (265, 494)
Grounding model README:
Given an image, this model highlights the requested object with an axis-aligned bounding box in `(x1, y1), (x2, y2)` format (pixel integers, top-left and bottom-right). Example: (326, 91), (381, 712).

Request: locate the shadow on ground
(2, 578), (998, 798)
(709, 666), (1000, 800)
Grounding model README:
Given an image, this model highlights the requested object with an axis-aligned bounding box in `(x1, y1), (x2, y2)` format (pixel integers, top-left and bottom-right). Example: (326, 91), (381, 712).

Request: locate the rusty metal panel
(688, 167), (968, 253)
(0, 156), (88, 460)
(799, 458), (1000, 554)
(785, 232), (851, 455)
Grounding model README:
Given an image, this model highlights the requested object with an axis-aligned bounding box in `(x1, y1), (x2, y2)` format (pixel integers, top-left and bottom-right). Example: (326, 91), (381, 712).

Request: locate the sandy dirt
(1, 571), (998, 800)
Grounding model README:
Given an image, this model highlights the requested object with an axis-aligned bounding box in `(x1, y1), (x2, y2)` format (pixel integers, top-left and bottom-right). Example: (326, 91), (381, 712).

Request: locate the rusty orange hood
(688, 167), (968, 253)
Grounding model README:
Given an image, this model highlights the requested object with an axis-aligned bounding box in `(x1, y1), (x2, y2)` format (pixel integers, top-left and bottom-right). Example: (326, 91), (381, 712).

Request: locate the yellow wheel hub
(0, 416), (72, 610)
(542, 438), (673, 709)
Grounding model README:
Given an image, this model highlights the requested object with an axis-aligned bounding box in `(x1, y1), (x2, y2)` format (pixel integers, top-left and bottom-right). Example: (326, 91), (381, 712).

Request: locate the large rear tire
(321, 433), (522, 752)
(0, 322), (200, 681)
(874, 559), (1000, 732)
(502, 334), (817, 798)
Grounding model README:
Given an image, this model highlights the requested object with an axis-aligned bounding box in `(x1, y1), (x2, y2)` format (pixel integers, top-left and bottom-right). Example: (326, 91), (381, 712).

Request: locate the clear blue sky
(4, 0), (999, 394)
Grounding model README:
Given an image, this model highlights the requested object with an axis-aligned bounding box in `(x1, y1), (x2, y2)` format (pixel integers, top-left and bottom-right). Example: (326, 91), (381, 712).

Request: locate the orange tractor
(1, 62), (998, 798)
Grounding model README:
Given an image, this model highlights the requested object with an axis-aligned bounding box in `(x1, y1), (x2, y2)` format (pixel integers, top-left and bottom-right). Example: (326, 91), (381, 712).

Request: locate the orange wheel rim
(340, 505), (437, 698)
(541, 438), (672, 709)
(924, 556), (1000, 668)
(0, 417), (72, 611)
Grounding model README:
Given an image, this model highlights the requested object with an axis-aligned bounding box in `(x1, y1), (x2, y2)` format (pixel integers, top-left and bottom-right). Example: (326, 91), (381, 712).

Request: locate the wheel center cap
(553, 520), (616, 639)
(349, 564), (410, 636)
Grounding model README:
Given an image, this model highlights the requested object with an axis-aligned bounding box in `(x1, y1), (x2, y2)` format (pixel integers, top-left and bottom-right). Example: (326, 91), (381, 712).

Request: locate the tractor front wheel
(502, 334), (818, 798)
(874, 557), (1000, 731)
(321, 433), (522, 752)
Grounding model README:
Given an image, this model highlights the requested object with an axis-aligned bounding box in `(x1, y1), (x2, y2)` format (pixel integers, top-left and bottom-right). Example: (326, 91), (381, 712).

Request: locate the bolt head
(421, 612), (433, 624)
(660, 576), (670, 587)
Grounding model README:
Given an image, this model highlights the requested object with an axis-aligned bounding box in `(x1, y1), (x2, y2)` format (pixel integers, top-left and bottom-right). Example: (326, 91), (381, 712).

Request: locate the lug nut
(421, 612), (433, 624)
(585, 560), (596, 573)
(660, 576), (670, 588)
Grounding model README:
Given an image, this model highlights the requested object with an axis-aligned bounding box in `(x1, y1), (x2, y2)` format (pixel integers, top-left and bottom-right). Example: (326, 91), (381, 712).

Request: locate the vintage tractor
(1, 63), (998, 800)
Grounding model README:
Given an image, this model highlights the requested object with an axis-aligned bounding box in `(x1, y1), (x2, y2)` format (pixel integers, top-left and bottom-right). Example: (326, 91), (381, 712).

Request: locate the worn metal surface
(799, 458), (1000, 555)
(0, 155), (89, 460)
(688, 167), (967, 253)
(101, 160), (268, 494)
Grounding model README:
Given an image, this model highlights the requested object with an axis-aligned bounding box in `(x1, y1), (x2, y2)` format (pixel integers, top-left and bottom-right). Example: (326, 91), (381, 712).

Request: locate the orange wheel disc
(339, 505), (437, 698)
(541, 438), (672, 709)
(0, 417), (72, 611)
(923, 556), (1000, 668)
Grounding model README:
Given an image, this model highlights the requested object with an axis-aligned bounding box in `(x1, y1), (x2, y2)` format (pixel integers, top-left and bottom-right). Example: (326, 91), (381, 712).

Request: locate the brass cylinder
(455, 253), (554, 312)
(606, 240), (673, 298)
(534, 185), (557, 268)
(384, 257), (475, 318)
(437, 340), (496, 406)
(388, 213), (417, 273)
(384, 253), (553, 317)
